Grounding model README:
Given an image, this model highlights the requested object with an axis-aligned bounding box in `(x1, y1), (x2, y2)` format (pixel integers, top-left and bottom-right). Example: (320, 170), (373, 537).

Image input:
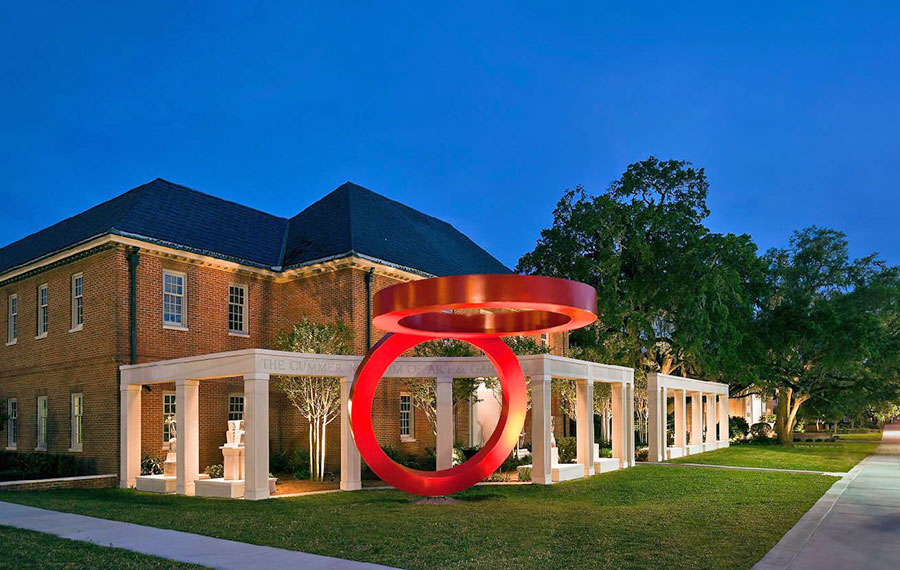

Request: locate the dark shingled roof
(0, 178), (510, 277)
(283, 182), (510, 275)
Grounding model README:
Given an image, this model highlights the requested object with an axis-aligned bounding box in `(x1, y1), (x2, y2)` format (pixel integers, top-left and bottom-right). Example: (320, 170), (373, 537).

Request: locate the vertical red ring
(349, 333), (527, 496)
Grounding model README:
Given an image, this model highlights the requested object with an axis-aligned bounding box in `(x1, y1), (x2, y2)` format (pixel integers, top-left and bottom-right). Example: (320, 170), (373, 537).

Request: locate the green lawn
(0, 466), (835, 570)
(0, 525), (207, 569)
(670, 441), (879, 472)
(836, 432), (884, 441)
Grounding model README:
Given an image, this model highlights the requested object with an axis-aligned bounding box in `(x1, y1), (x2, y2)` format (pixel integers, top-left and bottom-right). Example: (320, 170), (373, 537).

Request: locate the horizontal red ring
(373, 274), (597, 338)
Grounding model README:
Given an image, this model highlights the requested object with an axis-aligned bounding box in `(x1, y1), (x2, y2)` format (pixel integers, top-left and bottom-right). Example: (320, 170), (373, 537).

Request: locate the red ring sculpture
(350, 274), (597, 496)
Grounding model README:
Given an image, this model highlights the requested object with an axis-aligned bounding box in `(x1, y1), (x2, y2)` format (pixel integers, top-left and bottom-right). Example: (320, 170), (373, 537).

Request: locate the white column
(674, 389), (686, 452)
(436, 375), (454, 470)
(718, 393), (730, 444)
(575, 379), (595, 477)
(625, 382), (635, 467)
(531, 375), (553, 485)
(611, 382), (625, 467)
(690, 391), (703, 448)
(705, 394), (717, 445)
(648, 380), (665, 462)
(175, 378), (199, 496)
(119, 384), (141, 488)
(244, 373), (270, 500)
(340, 377), (361, 491)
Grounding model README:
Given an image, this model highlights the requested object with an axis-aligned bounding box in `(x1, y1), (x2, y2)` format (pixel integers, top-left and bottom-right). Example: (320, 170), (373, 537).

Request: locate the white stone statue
(163, 417), (177, 477)
(220, 420), (245, 481)
(224, 420), (245, 447)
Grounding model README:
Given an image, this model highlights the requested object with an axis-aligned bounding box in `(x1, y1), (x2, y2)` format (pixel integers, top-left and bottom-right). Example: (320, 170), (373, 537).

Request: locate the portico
(120, 348), (635, 499)
(647, 372), (730, 462)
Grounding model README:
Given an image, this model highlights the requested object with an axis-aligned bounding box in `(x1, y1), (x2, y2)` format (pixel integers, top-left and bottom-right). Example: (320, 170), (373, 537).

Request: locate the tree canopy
(517, 157), (765, 384)
(519, 157), (900, 444)
(756, 227), (900, 442)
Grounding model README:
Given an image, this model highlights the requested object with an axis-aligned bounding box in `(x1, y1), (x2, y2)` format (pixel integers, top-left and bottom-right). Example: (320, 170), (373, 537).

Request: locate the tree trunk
(775, 387), (795, 445)
(775, 386), (809, 445)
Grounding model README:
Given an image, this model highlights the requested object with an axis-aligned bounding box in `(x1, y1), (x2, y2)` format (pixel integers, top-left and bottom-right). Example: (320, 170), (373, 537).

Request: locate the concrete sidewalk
(0, 501), (394, 570)
(754, 425), (900, 570)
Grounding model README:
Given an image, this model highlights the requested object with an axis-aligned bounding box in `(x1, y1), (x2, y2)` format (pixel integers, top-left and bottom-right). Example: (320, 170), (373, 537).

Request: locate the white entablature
(119, 348), (635, 386)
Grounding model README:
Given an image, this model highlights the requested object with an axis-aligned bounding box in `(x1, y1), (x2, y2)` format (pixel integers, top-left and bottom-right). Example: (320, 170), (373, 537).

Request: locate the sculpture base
(195, 478), (244, 499)
(194, 477), (278, 499)
(135, 474), (176, 494)
(594, 458), (621, 473)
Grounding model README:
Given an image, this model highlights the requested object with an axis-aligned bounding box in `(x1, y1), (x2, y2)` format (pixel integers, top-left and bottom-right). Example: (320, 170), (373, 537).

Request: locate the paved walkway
(0, 501), (394, 570)
(754, 425), (900, 570)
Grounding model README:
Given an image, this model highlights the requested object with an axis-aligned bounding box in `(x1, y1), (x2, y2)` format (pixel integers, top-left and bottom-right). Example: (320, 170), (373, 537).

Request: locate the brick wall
(0, 474), (117, 491)
(2, 241), (560, 479)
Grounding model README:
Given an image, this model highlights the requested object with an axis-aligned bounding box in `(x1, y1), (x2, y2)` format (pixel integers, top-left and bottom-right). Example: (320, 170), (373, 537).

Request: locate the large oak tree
(757, 227), (900, 444)
(517, 157), (765, 396)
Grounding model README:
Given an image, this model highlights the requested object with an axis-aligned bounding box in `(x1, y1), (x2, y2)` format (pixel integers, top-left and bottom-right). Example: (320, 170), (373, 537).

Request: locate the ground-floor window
(36, 396), (48, 450)
(400, 393), (414, 441)
(163, 392), (175, 442)
(6, 399), (17, 449)
(70, 393), (83, 451)
(228, 394), (244, 421)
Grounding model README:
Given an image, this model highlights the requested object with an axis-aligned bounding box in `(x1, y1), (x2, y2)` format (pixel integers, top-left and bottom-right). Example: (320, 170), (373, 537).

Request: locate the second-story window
(7, 294), (17, 344)
(36, 284), (48, 337)
(228, 285), (247, 334)
(70, 273), (83, 331)
(163, 271), (186, 328)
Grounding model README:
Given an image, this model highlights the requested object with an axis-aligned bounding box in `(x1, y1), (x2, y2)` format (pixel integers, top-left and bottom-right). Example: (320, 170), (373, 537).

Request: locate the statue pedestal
(221, 446), (244, 481)
(163, 448), (177, 477)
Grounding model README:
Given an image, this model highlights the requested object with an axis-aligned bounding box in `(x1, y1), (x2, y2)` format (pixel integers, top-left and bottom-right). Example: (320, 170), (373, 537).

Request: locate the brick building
(0, 179), (564, 476)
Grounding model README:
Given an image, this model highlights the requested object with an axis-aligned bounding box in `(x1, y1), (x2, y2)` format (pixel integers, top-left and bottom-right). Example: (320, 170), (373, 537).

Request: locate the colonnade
(647, 372), (730, 462)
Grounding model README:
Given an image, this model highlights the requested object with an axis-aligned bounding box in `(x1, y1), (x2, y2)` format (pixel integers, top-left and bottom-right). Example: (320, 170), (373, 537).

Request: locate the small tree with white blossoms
(273, 316), (353, 481)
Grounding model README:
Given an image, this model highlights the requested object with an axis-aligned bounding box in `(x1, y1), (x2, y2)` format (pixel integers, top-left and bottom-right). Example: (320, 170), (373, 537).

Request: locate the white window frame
(162, 392), (176, 442)
(6, 294), (17, 345)
(69, 393), (83, 452)
(227, 284), (248, 336)
(6, 399), (17, 450)
(540, 333), (548, 348)
(228, 394), (244, 421)
(36, 396), (48, 451)
(400, 393), (415, 442)
(70, 273), (83, 332)
(36, 284), (48, 339)
(162, 270), (187, 330)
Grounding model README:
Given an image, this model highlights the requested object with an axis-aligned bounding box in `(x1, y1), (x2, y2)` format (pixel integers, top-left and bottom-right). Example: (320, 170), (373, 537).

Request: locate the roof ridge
(150, 178), (289, 222)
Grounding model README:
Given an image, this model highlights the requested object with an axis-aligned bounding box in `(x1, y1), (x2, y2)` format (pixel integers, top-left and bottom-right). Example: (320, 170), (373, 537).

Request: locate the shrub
(750, 422), (774, 440)
(141, 455), (163, 476)
(517, 466), (532, 482)
(499, 452), (531, 472)
(205, 464), (224, 478)
(635, 448), (649, 462)
(0, 451), (95, 481)
(729, 416), (750, 440)
(459, 445), (481, 460)
(270, 447), (311, 479)
(598, 447), (613, 458)
(556, 437), (577, 463)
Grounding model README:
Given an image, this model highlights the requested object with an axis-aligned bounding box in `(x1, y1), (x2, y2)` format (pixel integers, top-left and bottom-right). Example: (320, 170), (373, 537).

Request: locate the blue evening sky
(1, 2), (898, 269)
